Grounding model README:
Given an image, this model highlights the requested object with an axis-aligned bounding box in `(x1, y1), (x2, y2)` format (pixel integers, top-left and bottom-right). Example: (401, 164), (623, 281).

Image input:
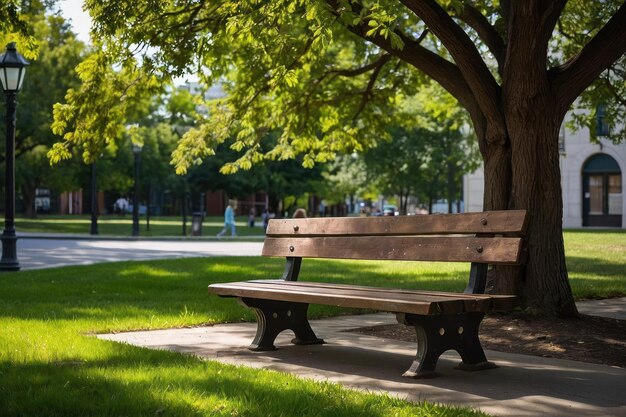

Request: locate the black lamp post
(0, 43), (28, 272)
(132, 141), (143, 236)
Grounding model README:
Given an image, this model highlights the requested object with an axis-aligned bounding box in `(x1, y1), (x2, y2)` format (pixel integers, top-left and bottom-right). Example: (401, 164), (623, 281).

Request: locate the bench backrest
(263, 210), (528, 293)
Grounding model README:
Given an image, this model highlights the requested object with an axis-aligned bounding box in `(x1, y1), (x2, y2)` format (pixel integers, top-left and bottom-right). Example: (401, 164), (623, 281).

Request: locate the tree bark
(21, 185), (37, 219)
(506, 101), (578, 316)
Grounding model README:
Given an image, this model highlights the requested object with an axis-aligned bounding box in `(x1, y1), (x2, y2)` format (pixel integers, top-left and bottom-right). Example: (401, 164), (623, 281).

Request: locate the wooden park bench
(208, 210), (528, 377)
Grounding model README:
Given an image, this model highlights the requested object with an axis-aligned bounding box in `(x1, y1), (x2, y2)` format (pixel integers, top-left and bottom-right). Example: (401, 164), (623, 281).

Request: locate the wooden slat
(262, 236), (523, 265)
(266, 210), (528, 237)
(208, 281), (517, 314)
(239, 281), (466, 313)
(209, 281), (456, 315)
(248, 281), (517, 311)
(247, 280), (500, 312)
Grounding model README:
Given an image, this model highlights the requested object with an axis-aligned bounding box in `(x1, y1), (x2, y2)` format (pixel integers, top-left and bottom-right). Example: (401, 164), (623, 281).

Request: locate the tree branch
(292, 54), (392, 132)
(325, 1), (476, 108)
(322, 0), (494, 146)
(352, 54), (392, 121)
(501, 0), (511, 28)
(457, 4), (505, 69)
(602, 74), (626, 107)
(551, 3), (626, 111)
(400, 0), (506, 143)
(556, 18), (576, 41)
(331, 54), (391, 78)
(538, 0), (569, 49)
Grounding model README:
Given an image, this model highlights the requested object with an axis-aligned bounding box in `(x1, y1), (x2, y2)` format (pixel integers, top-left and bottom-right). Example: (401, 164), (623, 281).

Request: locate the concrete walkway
(577, 297), (626, 320)
(100, 310), (626, 417)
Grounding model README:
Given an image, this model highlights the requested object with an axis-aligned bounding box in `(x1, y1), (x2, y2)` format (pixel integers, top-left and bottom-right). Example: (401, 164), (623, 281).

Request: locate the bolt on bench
(209, 210), (528, 377)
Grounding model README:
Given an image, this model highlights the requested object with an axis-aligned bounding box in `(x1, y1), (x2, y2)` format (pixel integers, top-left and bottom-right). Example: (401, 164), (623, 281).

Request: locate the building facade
(464, 122), (625, 229)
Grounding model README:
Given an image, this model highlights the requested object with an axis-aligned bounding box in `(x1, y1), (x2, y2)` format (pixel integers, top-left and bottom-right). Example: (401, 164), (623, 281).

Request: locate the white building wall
(463, 122), (626, 229)
(463, 166), (485, 213)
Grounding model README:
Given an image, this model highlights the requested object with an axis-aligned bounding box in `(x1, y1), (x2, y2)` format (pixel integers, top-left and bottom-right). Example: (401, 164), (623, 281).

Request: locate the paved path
(577, 297), (626, 320)
(16, 236), (263, 270)
(100, 313), (626, 417)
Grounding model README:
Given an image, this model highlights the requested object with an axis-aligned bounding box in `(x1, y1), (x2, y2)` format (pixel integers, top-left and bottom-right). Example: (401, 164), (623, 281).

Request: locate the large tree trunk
(482, 98), (578, 316)
(507, 103), (578, 317)
(478, 2), (578, 317)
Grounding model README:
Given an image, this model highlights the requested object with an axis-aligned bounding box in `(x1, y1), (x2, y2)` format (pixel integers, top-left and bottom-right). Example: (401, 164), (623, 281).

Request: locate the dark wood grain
(208, 281), (518, 314)
(266, 210), (528, 237)
(262, 236), (523, 265)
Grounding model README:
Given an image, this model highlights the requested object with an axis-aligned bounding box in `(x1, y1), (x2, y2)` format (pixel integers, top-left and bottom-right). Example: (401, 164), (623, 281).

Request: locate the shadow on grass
(567, 256), (626, 298)
(567, 256), (626, 278)
(0, 345), (417, 417)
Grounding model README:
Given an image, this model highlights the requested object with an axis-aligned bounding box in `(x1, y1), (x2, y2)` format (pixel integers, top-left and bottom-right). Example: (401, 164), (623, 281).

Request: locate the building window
(582, 153), (622, 227)
(558, 125), (566, 154)
(596, 104), (610, 137)
(608, 174), (622, 215)
(588, 175), (604, 215)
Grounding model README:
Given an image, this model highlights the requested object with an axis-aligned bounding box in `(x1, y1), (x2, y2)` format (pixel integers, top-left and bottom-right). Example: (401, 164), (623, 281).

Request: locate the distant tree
(318, 154), (370, 213)
(0, 2), (86, 217)
(0, 1), (38, 54)
(363, 127), (430, 214)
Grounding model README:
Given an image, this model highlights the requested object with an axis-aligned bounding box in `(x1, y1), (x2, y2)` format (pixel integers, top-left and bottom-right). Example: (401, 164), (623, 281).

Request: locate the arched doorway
(582, 154), (622, 227)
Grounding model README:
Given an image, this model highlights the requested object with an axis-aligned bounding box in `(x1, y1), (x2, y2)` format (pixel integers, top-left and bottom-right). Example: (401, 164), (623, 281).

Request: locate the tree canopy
(0, 1), (86, 217)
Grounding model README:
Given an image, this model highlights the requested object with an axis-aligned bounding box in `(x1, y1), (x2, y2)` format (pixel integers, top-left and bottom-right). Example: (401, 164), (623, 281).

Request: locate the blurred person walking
(217, 201), (237, 237)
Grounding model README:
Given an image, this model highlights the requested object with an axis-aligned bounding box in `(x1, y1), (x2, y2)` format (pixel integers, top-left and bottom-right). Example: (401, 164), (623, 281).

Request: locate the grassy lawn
(564, 229), (626, 298)
(0, 229), (623, 416)
(1, 258), (487, 417)
(8, 214), (265, 237)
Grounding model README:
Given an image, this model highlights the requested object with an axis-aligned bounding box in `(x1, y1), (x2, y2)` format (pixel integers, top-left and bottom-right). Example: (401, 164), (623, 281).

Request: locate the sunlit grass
(0, 258), (488, 416)
(564, 229), (626, 298)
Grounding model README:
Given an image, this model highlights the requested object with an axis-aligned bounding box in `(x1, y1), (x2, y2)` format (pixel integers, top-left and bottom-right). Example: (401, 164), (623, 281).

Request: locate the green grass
(564, 229), (626, 298)
(0, 229), (623, 415)
(0, 258), (487, 417)
(9, 214), (264, 237)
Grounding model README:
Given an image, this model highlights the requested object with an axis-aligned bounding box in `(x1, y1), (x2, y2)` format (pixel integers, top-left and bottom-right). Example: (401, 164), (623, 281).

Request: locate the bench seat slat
(250, 281), (517, 311)
(209, 281), (517, 314)
(210, 281), (456, 315)
(237, 281), (468, 313)
(267, 210), (528, 237)
(262, 236), (523, 265)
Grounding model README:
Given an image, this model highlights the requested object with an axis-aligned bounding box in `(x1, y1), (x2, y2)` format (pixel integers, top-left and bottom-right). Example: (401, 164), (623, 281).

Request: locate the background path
(16, 236), (263, 270)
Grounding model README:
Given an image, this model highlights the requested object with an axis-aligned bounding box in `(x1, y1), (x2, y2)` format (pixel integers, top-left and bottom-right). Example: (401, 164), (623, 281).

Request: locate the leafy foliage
(552, 0), (625, 142)
(0, 0), (40, 58)
(0, 1), (86, 216)
(47, 1), (626, 174)
(48, 0), (434, 172)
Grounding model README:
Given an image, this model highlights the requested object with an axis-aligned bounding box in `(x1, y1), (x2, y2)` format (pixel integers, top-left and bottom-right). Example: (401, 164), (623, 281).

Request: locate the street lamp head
(132, 141), (144, 154)
(0, 43), (29, 93)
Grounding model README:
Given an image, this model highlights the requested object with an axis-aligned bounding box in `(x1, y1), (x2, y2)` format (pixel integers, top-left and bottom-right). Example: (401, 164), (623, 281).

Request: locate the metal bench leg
(454, 313), (497, 372)
(240, 298), (324, 351)
(397, 312), (495, 378)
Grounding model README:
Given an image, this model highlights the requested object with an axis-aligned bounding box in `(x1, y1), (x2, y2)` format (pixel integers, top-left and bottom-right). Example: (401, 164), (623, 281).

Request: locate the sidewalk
(16, 236), (264, 270)
(17, 231), (266, 241)
(100, 306), (626, 417)
(577, 297), (626, 320)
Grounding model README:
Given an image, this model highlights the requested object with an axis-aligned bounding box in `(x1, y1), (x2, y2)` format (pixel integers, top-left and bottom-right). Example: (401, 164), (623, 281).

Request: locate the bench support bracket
(240, 298), (324, 351)
(397, 312), (496, 378)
